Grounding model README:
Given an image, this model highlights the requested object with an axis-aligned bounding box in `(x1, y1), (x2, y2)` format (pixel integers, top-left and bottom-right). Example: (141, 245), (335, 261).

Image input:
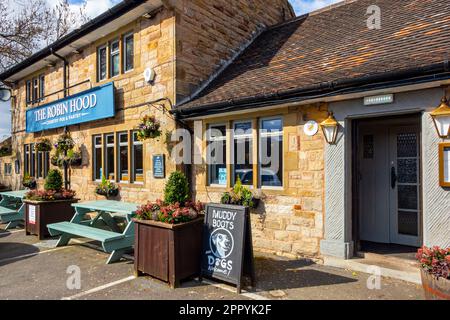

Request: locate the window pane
(398, 185), (418, 210)
(37, 152), (43, 178)
(30, 144), (36, 177)
(118, 133), (128, 182)
(39, 75), (45, 101)
(24, 145), (30, 175)
(93, 136), (102, 180)
(110, 41), (120, 77)
(106, 135), (115, 181)
(98, 47), (107, 81)
(26, 81), (32, 104)
(260, 118), (283, 187)
(124, 35), (134, 72)
(233, 122), (253, 186)
(208, 125), (227, 185)
(44, 152), (50, 177)
(32, 78), (38, 103)
(133, 143), (143, 183)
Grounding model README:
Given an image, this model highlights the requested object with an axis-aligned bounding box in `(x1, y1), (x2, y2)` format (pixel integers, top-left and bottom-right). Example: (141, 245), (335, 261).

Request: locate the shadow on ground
(0, 242), (39, 267)
(0, 229), (11, 239)
(253, 257), (357, 290)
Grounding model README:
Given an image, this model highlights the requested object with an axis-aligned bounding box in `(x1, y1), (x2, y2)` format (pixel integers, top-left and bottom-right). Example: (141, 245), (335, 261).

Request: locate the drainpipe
(51, 49), (70, 189)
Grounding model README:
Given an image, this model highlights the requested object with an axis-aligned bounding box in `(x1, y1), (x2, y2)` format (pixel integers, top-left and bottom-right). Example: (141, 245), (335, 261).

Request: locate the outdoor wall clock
(304, 120), (319, 136)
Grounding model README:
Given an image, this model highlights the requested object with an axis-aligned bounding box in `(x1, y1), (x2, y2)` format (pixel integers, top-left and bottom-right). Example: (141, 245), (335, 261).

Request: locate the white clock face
(304, 121), (319, 136)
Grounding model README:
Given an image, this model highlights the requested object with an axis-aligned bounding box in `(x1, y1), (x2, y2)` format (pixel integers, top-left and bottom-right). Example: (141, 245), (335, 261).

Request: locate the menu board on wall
(439, 143), (450, 187)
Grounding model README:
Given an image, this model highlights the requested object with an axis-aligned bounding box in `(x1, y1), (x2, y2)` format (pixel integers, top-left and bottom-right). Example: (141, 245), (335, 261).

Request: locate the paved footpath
(0, 227), (424, 300)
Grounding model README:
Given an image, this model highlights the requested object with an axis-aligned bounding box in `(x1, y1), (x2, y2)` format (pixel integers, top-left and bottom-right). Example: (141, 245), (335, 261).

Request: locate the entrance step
(323, 255), (421, 285)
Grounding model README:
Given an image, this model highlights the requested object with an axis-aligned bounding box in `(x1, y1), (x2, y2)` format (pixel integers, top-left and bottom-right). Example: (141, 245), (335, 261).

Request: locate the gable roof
(175, 0), (450, 118)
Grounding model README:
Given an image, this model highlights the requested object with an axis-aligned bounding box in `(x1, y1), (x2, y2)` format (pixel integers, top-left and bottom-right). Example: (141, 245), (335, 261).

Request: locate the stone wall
(194, 104), (328, 259)
(8, 9), (178, 202)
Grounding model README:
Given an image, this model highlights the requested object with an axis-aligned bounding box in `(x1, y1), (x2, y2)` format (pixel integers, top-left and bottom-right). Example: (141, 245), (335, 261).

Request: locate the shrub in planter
(417, 246), (450, 300)
(22, 173), (37, 189)
(44, 169), (63, 191)
(35, 138), (52, 152)
(220, 178), (261, 209)
(137, 115), (161, 141)
(164, 171), (190, 205)
(24, 170), (77, 240)
(134, 171), (204, 288)
(95, 176), (119, 197)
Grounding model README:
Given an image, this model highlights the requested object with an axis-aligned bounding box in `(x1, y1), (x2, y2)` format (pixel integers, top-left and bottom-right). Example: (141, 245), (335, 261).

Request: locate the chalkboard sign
(200, 204), (255, 294)
(153, 155), (165, 179)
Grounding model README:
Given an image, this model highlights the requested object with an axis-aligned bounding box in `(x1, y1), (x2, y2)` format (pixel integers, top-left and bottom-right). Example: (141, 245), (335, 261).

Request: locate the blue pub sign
(26, 82), (115, 133)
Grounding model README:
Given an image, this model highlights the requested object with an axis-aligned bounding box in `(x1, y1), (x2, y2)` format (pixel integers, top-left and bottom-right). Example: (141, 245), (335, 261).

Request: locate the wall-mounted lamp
(0, 87), (11, 102)
(431, 97), (450, 138)
(320, 112), (339, 144)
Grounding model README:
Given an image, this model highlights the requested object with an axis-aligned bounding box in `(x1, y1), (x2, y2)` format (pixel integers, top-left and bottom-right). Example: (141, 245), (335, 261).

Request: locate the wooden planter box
(421, 269), (450, 300)
(134, 216), (204, 288)
(24, 199), (79, 240)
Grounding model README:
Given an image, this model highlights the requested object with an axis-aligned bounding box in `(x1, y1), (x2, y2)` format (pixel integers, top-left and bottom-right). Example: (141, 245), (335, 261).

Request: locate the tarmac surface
(0, 226), (425, 300)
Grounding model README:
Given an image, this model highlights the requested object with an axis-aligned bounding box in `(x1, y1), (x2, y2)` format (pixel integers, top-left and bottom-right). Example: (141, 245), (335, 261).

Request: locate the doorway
(353, 114), (422, 251)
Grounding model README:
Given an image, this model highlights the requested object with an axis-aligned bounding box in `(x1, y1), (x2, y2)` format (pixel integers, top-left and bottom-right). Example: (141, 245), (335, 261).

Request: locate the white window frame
(104, 134), (115, 182)
(132, 131), (144, 185)
(259, 116), (284, 190)
(93, 135), (103, 182)
(123, 33), (134, 73)
(110, 39), (120, 78)
(117, 132), (129, 184)
(207, 123), (227, 187)
(97, 45), (107, 81)
(24, 145), (30, 174)
(232, 120), (254, 187)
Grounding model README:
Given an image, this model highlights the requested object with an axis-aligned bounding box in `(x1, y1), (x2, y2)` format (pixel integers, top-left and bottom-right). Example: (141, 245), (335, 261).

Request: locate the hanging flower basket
(67, 150), (83, 167)
(55, 133), (75, 152)
(35, 139), (53, 152)
(137, 115), (161, 141)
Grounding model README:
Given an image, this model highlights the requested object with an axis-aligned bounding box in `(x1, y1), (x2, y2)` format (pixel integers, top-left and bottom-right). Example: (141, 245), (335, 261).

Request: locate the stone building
(1, 0), (450, 265)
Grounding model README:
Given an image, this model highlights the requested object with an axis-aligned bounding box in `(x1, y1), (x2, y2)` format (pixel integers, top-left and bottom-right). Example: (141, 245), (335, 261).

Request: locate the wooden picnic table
(0, 190), (29, 230)
(47, 200), (139, 264)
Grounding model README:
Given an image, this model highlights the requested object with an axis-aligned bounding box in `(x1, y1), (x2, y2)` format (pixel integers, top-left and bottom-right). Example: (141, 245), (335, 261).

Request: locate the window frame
(117, 132), (129, 184)
(104, 133), (115, 182)
(207, 123), (228, 187)
(93, 135), (103, 181)
(132, 131), (144, 185)
(109, 39), (120, 78)
(97, 45), (108, 82)
(24, 145), (30, 175)
(39, 75), (45, 102)
(26, 81), (32, 104)
(231, 120), (254, 187)
(258, 116), (284, 190)
(123, 33), (134, 73)
(30, 143), (36, 177)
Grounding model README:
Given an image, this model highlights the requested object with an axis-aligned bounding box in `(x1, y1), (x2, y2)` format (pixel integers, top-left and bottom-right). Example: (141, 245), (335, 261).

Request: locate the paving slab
(252, 255), (425, 300)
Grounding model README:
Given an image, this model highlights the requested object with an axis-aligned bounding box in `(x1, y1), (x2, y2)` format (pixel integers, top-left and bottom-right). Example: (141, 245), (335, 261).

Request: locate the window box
(134, 216), (204, 288)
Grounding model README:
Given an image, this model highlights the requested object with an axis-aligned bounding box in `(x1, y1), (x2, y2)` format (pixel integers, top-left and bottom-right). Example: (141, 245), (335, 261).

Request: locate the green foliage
(164, 171), (190, 205)
(22, 172), (37, 189)
(221, 177), (256, 208)
(44, 169), (63, 191)
(95, 175), (119, 197)
(0, 146), (12, 157)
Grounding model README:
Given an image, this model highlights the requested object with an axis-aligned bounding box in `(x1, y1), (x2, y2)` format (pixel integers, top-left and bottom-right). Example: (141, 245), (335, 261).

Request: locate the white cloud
(289, 0), (342, 15)
(65, 0), (123, 19)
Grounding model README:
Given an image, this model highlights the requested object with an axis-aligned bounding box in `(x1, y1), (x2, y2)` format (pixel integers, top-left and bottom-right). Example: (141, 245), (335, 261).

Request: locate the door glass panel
(398, 185), (418, 210)
(398, 211), (418, 236)
(397, 133), (417, 158)
(363, 135), (374, 159)
(398, 159), (417, 183)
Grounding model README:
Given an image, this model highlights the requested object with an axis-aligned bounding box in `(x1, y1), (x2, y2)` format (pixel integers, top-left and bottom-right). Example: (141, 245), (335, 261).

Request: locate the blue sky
(0, 0), (341, 140)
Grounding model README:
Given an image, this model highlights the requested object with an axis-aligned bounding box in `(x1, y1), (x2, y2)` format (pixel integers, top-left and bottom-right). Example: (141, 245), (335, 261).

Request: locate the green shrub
(45, 169), (63, 191)
(164, 171), (190, 205)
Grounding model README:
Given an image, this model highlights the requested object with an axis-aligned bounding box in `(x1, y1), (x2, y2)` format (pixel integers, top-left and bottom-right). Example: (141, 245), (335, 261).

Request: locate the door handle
(391, 167), (397, 189)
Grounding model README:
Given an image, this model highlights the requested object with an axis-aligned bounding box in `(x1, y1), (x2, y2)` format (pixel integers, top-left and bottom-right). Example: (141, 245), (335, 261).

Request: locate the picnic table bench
(47, 200), (139, 264)
(0, 190), (28, 230)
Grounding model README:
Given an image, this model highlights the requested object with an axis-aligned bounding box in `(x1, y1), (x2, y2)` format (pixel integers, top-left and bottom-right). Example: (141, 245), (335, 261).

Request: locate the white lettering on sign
(206, 209), (239, 277)
(29, 205), (36, 225)
(33, 93), (97, 122)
